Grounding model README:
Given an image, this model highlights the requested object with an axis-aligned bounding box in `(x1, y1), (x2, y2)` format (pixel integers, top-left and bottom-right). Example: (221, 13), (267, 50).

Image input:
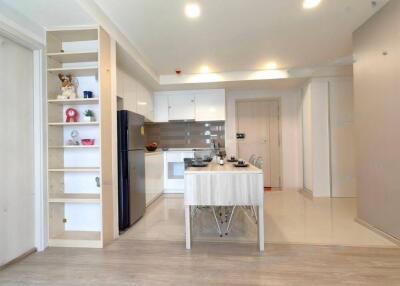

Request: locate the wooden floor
(1, 239), (400, 286)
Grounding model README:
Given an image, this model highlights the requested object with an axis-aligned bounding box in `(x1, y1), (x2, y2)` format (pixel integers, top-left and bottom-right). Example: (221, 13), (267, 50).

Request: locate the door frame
(235, 97), (282, 188)
(0, 21), (46, 251)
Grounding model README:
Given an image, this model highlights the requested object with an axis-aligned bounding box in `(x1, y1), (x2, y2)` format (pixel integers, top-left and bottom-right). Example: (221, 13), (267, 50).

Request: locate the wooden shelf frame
(48, 231), (102, 248)
(47, 66), (98, 77)
(48, 98), (99, 105)
(48, 122), (99, 126)
(48, 193), (101, 203)
(46, 26), (114, 249)
(49, 145), (100, 149)
(47, 50), (98, 63)
(48, 167), (100, 172)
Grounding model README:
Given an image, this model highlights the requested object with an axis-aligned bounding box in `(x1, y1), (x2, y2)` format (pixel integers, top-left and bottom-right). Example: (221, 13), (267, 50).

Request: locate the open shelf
(46, 27), (114, 249)
(48, 98), (99, 105)
(47, 51), (98, 63)
(47, 66), (98, 77)
(48, 167), (100, 172)
(49, 145), (100, 149)
(47, 28), (98, 43)
(48, 231), (102, 248)
(49, 193), (101, 203)
(48, 122), (99, 126)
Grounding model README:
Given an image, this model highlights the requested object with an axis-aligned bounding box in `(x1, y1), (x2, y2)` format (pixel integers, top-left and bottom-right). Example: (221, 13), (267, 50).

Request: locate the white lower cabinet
(145, 152), (164, 206)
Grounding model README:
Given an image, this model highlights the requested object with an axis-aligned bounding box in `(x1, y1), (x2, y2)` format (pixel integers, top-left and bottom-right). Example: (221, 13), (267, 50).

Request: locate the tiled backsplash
(145, 121), (225, 148)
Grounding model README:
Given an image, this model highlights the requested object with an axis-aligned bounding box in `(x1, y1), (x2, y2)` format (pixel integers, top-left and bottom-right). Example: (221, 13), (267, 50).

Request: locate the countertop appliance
(117, 110), (146, 231)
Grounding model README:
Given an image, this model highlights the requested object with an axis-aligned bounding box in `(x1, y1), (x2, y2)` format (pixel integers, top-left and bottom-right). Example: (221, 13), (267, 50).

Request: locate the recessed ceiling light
(200, 65), (210, 73)
(185, 3), (201, 18)
(303, 0), (321, 9)
(265, 62), (278, 70)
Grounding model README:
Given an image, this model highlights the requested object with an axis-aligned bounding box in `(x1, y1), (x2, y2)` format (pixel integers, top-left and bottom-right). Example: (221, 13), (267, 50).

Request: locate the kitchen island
(184, 162), (264, 251)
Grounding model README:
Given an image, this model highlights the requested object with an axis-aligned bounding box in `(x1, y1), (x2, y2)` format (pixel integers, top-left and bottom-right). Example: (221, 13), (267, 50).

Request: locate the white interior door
(0, 35), (35, 265)
(236, 100), (281, 188)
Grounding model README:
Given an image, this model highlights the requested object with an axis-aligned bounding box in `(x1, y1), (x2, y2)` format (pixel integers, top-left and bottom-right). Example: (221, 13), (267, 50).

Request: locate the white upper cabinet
(195, 89), (225, 121)
(154, 94), (169, 122)
(153, 89), (226, 122)
(168, 93), (195, 121)
(117, 68), (154, 121)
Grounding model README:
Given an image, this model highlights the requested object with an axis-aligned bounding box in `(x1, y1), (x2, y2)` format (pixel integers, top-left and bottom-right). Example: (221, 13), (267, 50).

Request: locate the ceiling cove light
(185, 3), (201, 18)
(303, 0), (321, 9)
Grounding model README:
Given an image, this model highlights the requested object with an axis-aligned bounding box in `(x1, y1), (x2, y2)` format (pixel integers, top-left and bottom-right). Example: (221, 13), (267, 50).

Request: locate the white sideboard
(154, 89), (225, 122)
(145, 151), (164, 206)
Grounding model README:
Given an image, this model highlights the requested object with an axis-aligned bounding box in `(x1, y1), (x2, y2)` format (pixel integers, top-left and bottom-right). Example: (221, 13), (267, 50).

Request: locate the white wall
(226, 89), (302, 189)
(300, 77), (355, 198)
(0, 35), (35, 266)
(117, 67), (154, 121)
(353, 0), (400, 239)
(302, 84), (313, 191)
(300, 80), (331, 197)
(329, 77), (356, 197)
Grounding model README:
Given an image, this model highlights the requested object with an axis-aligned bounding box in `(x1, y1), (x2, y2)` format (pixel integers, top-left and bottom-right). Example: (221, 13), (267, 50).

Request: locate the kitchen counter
(184, 161), (264, 251)
(165, 148), (213, 151)
(145, 150), (163, 156)
(185, 162), (262, 174)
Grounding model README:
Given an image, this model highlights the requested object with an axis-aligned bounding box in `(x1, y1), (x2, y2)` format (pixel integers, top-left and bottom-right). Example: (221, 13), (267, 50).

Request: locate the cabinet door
(168, 93), (195, 120)
(154, 94), (169, 122)
(195, 91), (225, 121)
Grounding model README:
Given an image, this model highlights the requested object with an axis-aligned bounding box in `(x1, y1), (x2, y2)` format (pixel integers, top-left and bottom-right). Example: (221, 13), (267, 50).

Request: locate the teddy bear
(57, 73), (77, 100)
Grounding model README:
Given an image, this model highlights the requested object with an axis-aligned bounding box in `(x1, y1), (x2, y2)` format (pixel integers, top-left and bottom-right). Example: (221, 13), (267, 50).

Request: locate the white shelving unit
(46, 27), (114, 248)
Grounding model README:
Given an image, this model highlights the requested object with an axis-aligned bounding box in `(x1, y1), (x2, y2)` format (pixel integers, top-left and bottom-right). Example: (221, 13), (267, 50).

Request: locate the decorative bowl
(81, 139), (95, 145)
(146, 143), (158, 152)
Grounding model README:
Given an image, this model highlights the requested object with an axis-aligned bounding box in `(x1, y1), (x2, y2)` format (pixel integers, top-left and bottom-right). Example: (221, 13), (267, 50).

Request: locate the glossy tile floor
(1, 190), (399, 286)
(122, 190), (397, 247)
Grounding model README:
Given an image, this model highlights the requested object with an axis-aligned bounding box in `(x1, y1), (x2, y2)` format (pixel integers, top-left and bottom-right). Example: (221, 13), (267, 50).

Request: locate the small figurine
(57, 73), (77, 100)
(66, 108), (78, 122)
(67, 130), (80, 146)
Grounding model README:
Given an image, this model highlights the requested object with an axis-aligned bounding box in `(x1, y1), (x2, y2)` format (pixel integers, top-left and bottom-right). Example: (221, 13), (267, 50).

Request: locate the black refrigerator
(117, 110), (146, 231)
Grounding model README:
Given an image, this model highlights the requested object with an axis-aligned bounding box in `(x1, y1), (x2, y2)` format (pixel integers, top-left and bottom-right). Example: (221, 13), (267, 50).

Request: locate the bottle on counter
(219, 156), (224, 165)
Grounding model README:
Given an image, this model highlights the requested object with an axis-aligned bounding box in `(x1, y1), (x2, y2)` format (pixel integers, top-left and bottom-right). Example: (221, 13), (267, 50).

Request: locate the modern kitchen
(1, 0), (400, 285)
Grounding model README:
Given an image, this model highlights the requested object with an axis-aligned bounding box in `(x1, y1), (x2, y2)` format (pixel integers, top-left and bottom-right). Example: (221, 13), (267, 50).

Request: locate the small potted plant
(83, 109), (95, 122)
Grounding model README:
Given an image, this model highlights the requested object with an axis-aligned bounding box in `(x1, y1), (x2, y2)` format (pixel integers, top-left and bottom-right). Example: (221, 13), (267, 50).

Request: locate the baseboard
(298, 188), (313, 199)
(355, 217), (400, 246)
(163, 189), (184, 194)
(0, 248), (36, 270)
(146, 192), (163, 207)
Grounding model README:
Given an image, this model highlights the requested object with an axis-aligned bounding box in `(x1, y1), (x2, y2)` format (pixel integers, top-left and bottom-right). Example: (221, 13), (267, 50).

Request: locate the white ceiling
(1, 0), (95, 29)
(95, 0), (387, 75)
(1, 0), (387, 89)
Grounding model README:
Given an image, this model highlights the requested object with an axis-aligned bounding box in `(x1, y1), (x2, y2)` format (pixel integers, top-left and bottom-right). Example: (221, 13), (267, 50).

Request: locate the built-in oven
(164, 151), (195, 193)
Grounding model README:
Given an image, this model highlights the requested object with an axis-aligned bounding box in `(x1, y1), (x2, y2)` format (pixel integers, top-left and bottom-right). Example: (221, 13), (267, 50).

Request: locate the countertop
(145, 150), (164, 156)
(165, 148), (213, 151)
(185, 162), (262, 174)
